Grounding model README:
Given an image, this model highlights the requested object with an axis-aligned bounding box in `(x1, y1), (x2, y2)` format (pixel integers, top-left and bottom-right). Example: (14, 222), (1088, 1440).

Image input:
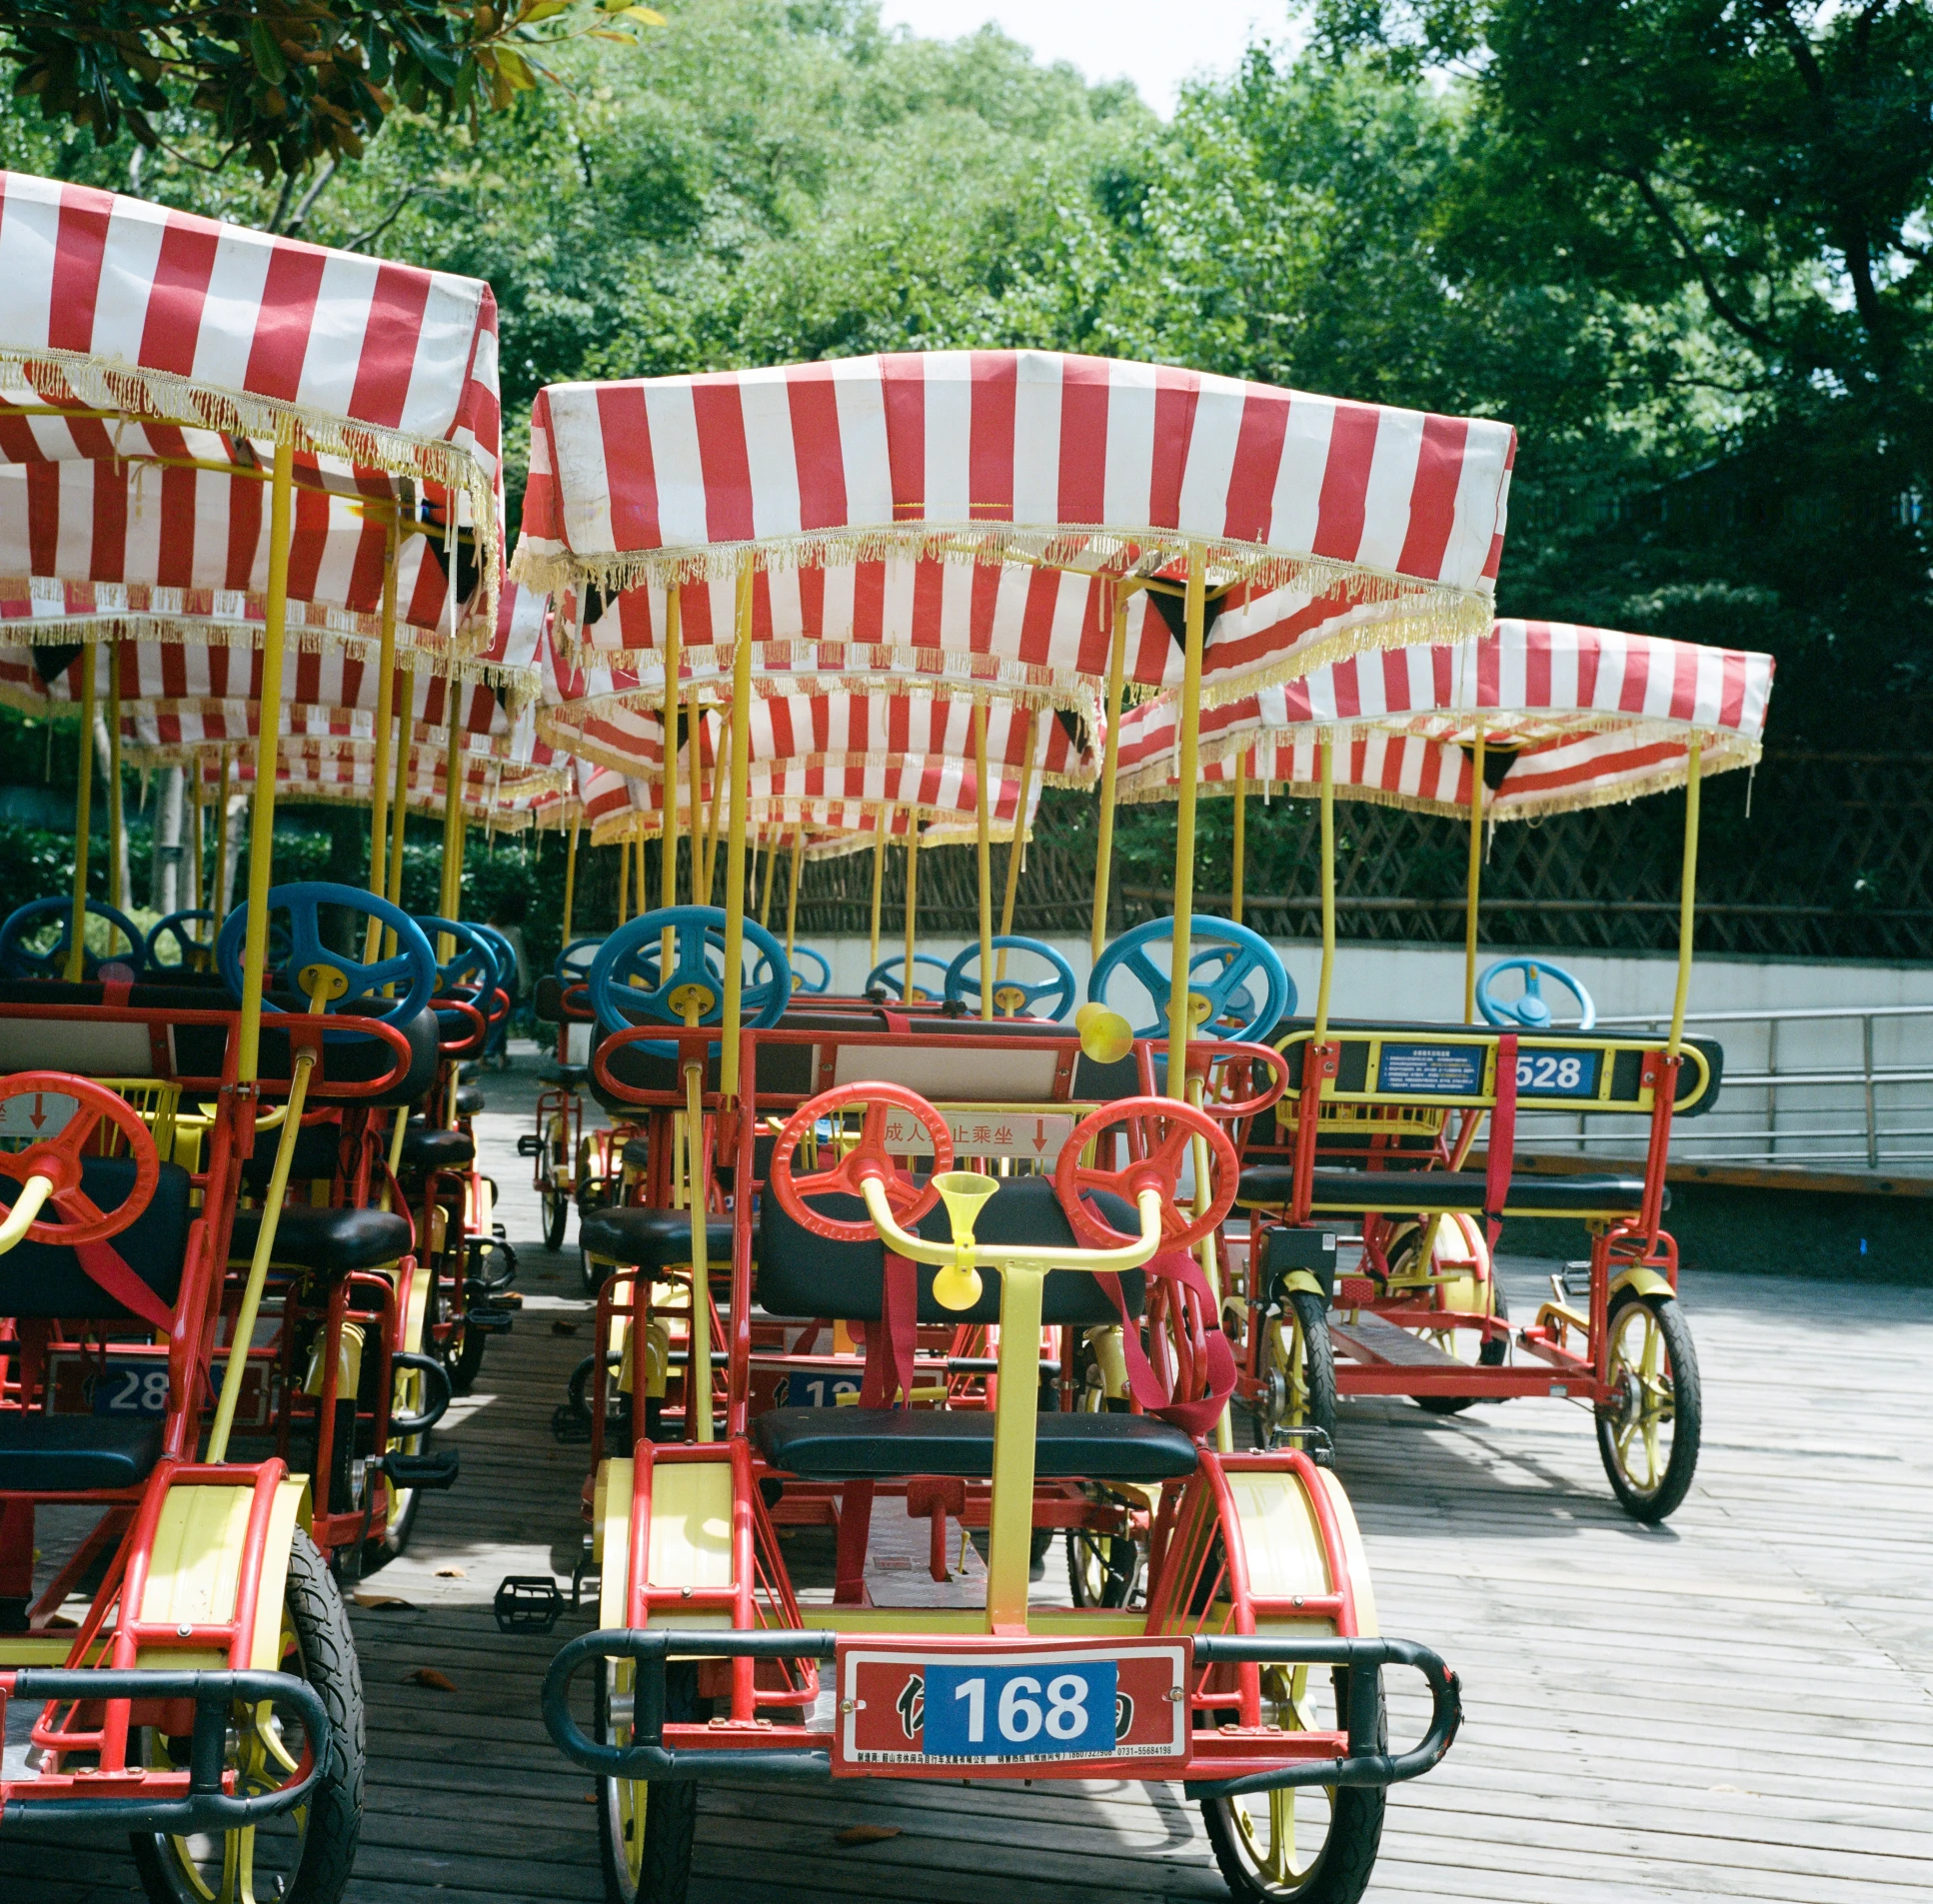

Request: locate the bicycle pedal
(517, 1135), (544, 1158)
(551, 1401), (592, 1444)
(1558, 1261), (1594, 1297)
(1270, 1423), (1336, 1466)
(494, 1574), (565, 1635)
(464, 1307), (515, 1334)
(382, 1449), (461, 1490)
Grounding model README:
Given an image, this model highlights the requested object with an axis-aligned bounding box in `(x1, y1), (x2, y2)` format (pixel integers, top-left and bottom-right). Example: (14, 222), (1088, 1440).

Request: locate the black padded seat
(0, 1160), (192, 1320)
(1238, 1165), (1656, 1216)
(229, 1204), (413, 1275)
(759, 1173), (1140, 1327)
(0, 1414), (165, 1491)
(753, 1407), (1198, 1482)
(455, 1083), (487, 1117)
(580, 1205), (737, 1271)
(401, 1124), (475, 1172)
(547, 1065), (589, 1089)
(243, 1116), (347, 1196)
(620, 1137), (650, 1171)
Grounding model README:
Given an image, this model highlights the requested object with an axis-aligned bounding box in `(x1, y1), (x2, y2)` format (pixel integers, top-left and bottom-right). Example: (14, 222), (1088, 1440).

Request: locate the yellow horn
(1075, 1000), (1134, 1066)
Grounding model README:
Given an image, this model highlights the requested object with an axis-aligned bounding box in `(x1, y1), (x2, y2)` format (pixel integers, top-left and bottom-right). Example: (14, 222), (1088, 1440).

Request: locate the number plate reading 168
(833, 1638), (1190, 1777)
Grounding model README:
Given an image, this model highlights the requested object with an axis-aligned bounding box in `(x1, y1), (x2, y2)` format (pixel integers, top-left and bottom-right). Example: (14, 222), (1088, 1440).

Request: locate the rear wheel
(597, 1658), (703, 1903)
(1597, 1290), (1700, 1521)
(544, 1187), (571, 1251)
(130, 1530), (365, 1904)
(1200, 1667), (1385, 1904)
(1256, 1289), (1336, 1452)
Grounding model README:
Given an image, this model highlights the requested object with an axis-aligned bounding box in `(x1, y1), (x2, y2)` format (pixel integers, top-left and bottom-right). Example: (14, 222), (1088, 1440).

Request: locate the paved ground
(4, 1040), (1929, 1902)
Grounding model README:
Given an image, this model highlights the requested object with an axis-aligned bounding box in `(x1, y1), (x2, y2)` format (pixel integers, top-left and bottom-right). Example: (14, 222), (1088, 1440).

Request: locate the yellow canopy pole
(386, 668), (413, 910)
(661, 587), (682, 968)
(63, 645), (95, 981)
(1668, 737), (1702, 1058)
(437, 677), (463, 960)
(758, 833), (779, 928)
(996, 710), (1037, 981)
(187, 748), (203, 936)
(211, 745), (232, 918)
(1231, 751), (1247, 927)
(561, 813), (581, 942)
(616, 837), (631, 928)
(718, 564), (756, 1103)
(973, 702), (993, 1019)
(684, 683), (702, 904)
(1090, 591), (1128, 962)
(785, 828), (804, 962)
(702, 720), (729, 906)
(1463, 732), (1485, 1023)
(869, 806), (891, 974)
(105, 641), (124, 917)
(1314, 737), (1336, 1047)
(902, 810), (922, 1003)
(637, 826), (650, 919)
(236, 435), (296, 1086)
(368, 513), (400, 909)
(1164, 545), (1207, 1100)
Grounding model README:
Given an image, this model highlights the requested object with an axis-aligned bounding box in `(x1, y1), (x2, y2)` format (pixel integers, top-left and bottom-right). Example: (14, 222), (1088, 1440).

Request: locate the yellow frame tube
(562, 813), (581, 942)
(236, 436), (296, 1084)
(1463, 732), (1485, 1024)
(1314, 737), (1336, 1047)
(369, 516), (399, 899)
(973, 702), (993, 1020)
(1669, 737), (1702, 1057)
(718, 564), (755, 1103)
(438, 679), (464, 939)
(758, 832), (779, 929)
(703, 721), (729, 907)
(996, 711), (1037, 978)
(616, 838), (631, 928)
(187, 750), (202, 939)
(1231, 752), (1246, 927)
(211, 745), (232, 919)
(785, 828), (804, 962)
(64, 644), (95, 981)
(684, 683), (703, 906)
(869, 807), (891, 973)
(860, 1174), (1162, 1629)
(386, 669), (413, 911)
(105, 641), (123, 917)
(661, 587), (682, 969)
(684, 1058), (713, 1443)
(1090, 592), (1128, 962)
(1164, 545), (1207, 1100)
(902, 812), (921, 1003)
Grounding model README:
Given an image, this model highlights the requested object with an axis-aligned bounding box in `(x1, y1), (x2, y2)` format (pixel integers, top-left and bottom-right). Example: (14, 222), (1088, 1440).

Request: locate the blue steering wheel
(1088, 917), (1292, 1043)
(945, 936), (1077, 1020)
(0, 897), (147, 980)
(414, 916), (497, 992)
(789, 946), (832, 994)
(1476, 956), (1596, 1032)
(866, 953), (953, 1003)
(145, 909), (219, 970)
(218, 882), (437, 1022)
(556, 937), (602, 984)
(471, 923), (521, 998)
(590, 906), (792, 1052)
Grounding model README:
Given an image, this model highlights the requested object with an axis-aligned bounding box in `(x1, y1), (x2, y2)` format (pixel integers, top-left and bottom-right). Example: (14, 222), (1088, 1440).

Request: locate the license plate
(834, 1637), (1189, 1775)
(45, 1350), (274, 1430)
(769, 1364), (862, 1409)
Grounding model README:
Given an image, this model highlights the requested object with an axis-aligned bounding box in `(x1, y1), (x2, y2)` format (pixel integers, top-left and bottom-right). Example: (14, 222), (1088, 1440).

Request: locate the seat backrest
(759, 1173), (1142, 1325)
(0, 1159), (194, 1320)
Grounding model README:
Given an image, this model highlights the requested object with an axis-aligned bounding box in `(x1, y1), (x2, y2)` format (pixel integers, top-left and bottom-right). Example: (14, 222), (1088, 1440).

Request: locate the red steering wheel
(1200, 1040), (1291, 1120)
(0, 1072), (159, 1246)
(768, 1083), (955, 1243)
(1053, 1094), (1238, 1253)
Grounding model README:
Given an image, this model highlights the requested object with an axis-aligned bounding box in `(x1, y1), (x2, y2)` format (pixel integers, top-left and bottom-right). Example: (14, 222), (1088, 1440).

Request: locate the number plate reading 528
(833, 1638), (1189, 1777)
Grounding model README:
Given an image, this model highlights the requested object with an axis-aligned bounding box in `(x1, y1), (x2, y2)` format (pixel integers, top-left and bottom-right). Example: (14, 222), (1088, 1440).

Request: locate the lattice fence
(790, 749), (1933, 961)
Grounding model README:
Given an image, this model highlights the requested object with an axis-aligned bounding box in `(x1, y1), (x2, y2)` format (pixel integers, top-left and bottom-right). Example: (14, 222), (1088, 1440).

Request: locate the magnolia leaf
(616, 5), (668, 21)
(494, 45), (538, 90)
(588, 28), (637, 41)
(248, 21), (288, 85)
(519, 0), (575, 20)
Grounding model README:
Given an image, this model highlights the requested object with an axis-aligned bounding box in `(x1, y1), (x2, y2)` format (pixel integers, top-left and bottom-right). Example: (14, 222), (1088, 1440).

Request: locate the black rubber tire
(1416, 1283), (1510, 1416)
(580, 1245), (604, 1297)
(1597, 1290), (1701, 1522)
(446, 1319), (489, 1397)
(1200, 1673), (1385, 1904)
(597, 1661), (702, 1903)
(1256, 1287), (1337, 1451)
(131, 1529), (365, 1904)
(545, 1187), (571, 1251)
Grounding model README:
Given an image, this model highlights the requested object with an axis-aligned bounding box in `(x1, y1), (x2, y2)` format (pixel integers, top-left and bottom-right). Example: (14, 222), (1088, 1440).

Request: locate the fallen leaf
(551, 1319), (580, 1335)
(405, 1667), (458, 1692)
(835, 1825), (901, 1846)
(351, 1592), (415, 1609)
(434, 1566), (467, 1579)
(582, 1792), (598, 1804)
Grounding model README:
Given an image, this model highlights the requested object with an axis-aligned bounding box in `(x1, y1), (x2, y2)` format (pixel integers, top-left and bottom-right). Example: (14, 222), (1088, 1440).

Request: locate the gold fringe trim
(0, 345), (500, 623)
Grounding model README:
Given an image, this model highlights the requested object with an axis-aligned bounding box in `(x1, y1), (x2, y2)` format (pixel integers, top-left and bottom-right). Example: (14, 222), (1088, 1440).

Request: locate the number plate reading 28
(834, 1638), (1189, 1777)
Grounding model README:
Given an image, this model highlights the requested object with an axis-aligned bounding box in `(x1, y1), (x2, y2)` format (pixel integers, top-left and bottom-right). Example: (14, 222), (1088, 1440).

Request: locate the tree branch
(1623, 170), (1780, 354)
(282, 158), (338, 237)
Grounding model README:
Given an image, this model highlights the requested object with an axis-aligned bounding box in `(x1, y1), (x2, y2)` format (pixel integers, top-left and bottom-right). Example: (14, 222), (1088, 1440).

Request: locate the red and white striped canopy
(516, 352), (1516, 706)
(192, 738), (560, 828)
(0, 458), (510, 681)
(0, 172), (502, 569)
(1116, 619), (1774, 818)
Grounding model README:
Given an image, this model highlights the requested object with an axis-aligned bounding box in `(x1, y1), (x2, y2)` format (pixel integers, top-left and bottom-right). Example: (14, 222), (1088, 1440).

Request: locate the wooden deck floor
(4, 1045), (1930, 1903)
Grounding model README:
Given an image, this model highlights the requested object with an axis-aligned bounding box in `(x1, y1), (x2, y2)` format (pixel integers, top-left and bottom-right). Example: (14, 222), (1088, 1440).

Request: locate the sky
(875, 0), (1303, 116)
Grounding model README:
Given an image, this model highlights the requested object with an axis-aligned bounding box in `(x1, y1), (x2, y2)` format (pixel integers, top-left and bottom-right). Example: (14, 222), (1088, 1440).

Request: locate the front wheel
(597, 1658), (702, 1903)
(130, 1529), (365, 1904)
(1256, 1289), (1336, 1452)
(1200, 1667), (1385, 1903)
(1596, 1290), (1700, 1521)
(544, 1186), (571, 1251)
